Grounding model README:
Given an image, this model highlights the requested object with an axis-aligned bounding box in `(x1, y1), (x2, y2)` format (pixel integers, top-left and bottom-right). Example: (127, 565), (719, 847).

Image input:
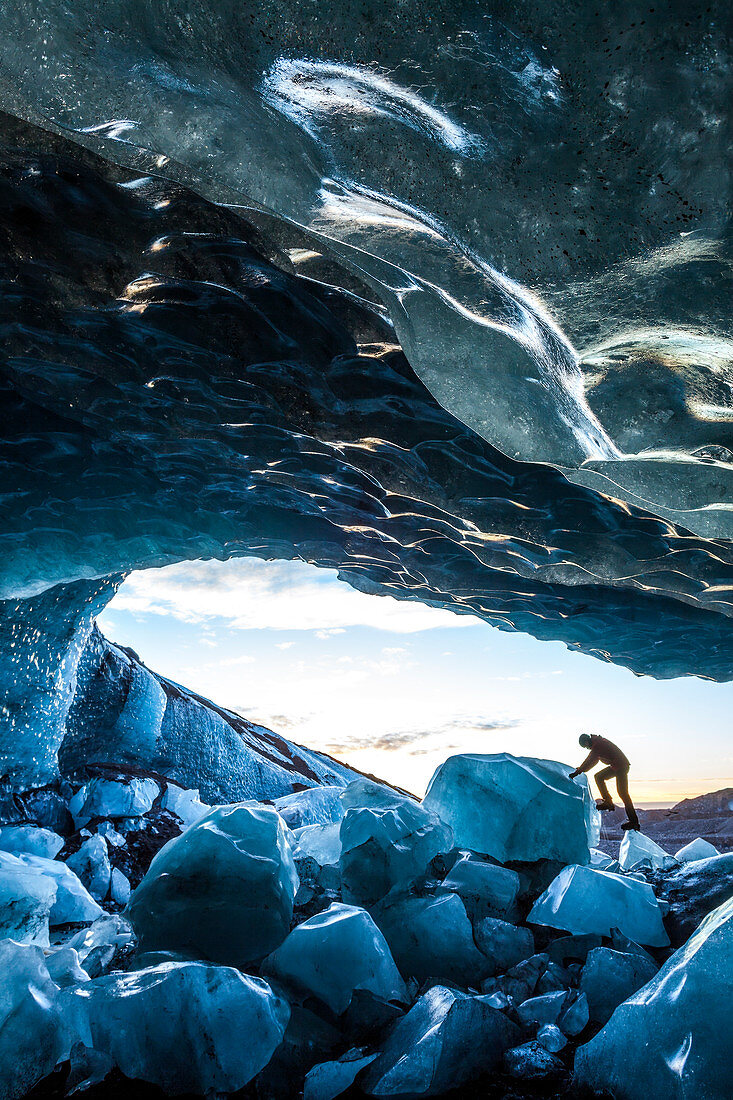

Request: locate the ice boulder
(574, 895), (733, 1099)
(275, 785), (346, 829)
(362, 985), (519, 1096)
(304, 1049), (378, 1100)
(127, 802), (298, 967)
(528, 865), (669, 947)
(66, 835), (111, 901)
(517, 990), (588, 1037)
(374, 892), (493, 987)
(675, 837), (719, 862)
(160, 785), (210, 829)
(64, 962), (289, 1096)
(0, 853), (57, 946)
(580, 947), (658, 1024)
(474, 916), (534, 972)
(619, 831), (677, 872)
(0, 940), (70, 1100)
(109, 867), (131, 906)
(423, 754), (599, 865)
(589, 848), (616, 870)
(294, 823), (342, 867)
(441, 856), (520, 917)
(70, 777), (159, 827)
(20, 854), (103, 925)
(537, 1024), (566, 1053)
(0, 825), (64, 860)
(652, 853), (733, 945)
(45, 945), (91, 988)
(264, 903), (406, 1015)
(339, 781), (452, 906)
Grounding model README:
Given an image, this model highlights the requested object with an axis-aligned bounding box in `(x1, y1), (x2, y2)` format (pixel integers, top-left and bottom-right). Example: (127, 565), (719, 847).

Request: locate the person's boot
(595, 798), (616, 811)
(621, 817), (640, 831)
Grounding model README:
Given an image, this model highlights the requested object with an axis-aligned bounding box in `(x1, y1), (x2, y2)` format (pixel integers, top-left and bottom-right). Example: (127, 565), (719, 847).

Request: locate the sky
(98, 557), (733, 807)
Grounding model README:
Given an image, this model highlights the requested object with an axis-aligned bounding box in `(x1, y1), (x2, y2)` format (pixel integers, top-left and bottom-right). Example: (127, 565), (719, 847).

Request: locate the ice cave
(0, 1), (732, 1097)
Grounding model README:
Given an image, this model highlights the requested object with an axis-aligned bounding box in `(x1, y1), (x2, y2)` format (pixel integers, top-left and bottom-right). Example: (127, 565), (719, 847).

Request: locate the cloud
(108, 557), (476, 635)
(324, 715), (520, 755)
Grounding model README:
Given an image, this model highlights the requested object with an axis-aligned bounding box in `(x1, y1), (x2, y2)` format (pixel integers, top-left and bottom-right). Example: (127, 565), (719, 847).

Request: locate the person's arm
(569, 750), (599, 779)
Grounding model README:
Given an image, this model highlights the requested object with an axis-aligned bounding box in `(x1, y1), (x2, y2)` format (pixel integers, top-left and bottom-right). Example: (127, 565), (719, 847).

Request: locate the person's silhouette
(569, 733), (640, 831)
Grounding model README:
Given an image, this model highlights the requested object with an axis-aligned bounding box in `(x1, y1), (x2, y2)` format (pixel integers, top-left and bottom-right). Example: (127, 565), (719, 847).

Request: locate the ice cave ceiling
(1, 1), (732, 783)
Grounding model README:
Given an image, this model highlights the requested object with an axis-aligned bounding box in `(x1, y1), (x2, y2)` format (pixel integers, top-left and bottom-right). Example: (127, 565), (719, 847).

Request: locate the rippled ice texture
(0, 1), (730, 536)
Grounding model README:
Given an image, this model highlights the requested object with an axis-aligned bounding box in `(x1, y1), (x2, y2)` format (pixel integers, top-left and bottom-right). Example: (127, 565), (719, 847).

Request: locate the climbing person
(569, 733), (640, 831)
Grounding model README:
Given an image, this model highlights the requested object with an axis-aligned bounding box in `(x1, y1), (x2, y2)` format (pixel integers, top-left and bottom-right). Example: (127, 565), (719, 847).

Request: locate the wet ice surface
(0, 754), (730, 1099)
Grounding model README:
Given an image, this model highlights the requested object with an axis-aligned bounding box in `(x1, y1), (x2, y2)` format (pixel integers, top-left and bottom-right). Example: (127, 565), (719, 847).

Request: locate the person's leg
(595, 767), (615, 806)
(615, 769), (640, 827)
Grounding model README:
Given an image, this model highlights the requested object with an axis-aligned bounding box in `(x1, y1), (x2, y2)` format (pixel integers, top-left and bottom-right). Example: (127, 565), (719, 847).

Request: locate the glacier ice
(589, 848), (617, 871)
(580, 946), (658, 1025)
(64, 961), (290, 1096)
(109, 866), (131, 906)
(0, 852), (57, 946)
(374, 892), (493, 987)
(517, 990), (588, 1037)
(675, 838), (720, 862)
(659, 853), (733, 945)
(574, 895), (733, 1099)
(304, 1049), (377, 1100)
(160, 785), (210, 829)
(45, 945), (91, 989)
(0, 826), (64, 860)
(339, 781), (451, 906)
(128, 802), (299, 966)
(440, 855), (520, 917)
(0, 940), (69, 1100)
(528, 864), (669, 947)
(66, 835), (112, 901)
(536, 1024), (566, 1053)
(19, 854), (102, 925)
(69, 777), (159, 827)
(423, 754), (599, 864)
(619, 831), (677, 873)
(362, 984), (519, 1096)
(473, 916), (534, 972)
(294, 823), (342, 867)
(275, 786), (346, 829)
(264, 902), (406, 1016)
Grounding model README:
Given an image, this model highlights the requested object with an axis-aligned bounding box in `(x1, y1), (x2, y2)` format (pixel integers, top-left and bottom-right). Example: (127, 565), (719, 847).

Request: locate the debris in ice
(66, 835), (111, 901)
(339, 780), (451, 906)
(423, 753), (599, 864)
(128, 802), (299, 967)
(528, 864), (669, 947)
(375, 891), (494, 986)
(619, 831), (677, 873)
(0, 825), (64, 859)
(580, 946), (658, 1024)
(674, 837), (719, 862)
(63, 961), (290, 1096)
(362, 984), (519, 1096)
(574, 895), (733, 1099)
(503, 1040), (565, 1080)
(69, 776), (159, 827)
(275, 785), (346, 829)
(264, 902), (406, 1015)
(160, 784), (210, 829)
(0, 940), (69, 1100)
(441, 855), (520, 917)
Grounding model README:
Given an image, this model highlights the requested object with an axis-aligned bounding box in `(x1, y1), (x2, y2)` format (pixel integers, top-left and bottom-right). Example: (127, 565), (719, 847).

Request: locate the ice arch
(2, 115), (733, 791)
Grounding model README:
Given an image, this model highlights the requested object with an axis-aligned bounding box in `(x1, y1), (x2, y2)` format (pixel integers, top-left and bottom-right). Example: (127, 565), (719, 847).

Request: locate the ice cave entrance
(96, 557), (733, 805)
